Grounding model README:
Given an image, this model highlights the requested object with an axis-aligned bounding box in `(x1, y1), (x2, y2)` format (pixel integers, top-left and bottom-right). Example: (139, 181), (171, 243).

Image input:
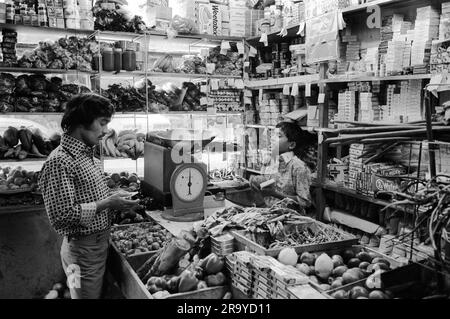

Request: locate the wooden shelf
(245, 124), (277, 130)
(323, 74), (432, 83)
(0, 67), (97, 75)
(246, 24), (304, 44)
(341, 0), (415, 14)
(148, 31), (245, 42)
(0, 205), (45, 216)
(96, 71), (242, 79)
(245, 74), (431, 90)
(321, 181), (415, 214)
(0, 23), (94, 35)
(245, 74), (321, 89)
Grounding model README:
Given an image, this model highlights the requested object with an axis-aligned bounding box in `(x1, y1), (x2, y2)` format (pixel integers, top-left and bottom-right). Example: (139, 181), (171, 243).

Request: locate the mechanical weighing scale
(142, 129), (216, 222)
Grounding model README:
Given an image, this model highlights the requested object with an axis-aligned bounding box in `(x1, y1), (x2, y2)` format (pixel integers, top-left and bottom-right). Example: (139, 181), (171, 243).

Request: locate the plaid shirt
(253, 152), (312, 207)
(39, 134), (112, 237)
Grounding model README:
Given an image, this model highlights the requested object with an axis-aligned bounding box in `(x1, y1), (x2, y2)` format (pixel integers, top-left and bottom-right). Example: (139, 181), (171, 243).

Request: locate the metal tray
(225, 187), (266, 208)
(146, 129), (216, 150)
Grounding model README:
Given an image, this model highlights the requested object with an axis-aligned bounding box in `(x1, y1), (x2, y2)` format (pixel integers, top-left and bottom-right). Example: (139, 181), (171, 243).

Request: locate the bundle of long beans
(379, 175), (450, 271)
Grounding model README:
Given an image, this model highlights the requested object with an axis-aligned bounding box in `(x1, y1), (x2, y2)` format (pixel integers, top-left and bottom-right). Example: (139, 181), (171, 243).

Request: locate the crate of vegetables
(110, 222), (173, 259)
(109, 235), (231, 299)
(321, 259), (449, 299)
(232, 220), (358, 257)
(293, 245), (404, 297)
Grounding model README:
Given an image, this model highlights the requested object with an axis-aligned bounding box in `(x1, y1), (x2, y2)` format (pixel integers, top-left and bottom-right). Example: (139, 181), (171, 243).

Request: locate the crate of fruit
(319, 258), (447, 299)
(109, 238), (230, 300)
(296, 245), (404, 297)
(110, 222), (173, 259)
(232, 220), (358, 257)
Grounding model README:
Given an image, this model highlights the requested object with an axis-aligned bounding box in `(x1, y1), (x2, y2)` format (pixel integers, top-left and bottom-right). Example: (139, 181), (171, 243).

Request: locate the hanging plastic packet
(283, 84), (290, 95)
(260, 33), (268, 47)
(291, 82), (299, 96)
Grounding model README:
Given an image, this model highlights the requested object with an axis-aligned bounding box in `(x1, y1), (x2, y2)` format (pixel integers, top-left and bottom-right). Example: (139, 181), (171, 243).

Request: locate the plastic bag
(171, 15), (198, 35)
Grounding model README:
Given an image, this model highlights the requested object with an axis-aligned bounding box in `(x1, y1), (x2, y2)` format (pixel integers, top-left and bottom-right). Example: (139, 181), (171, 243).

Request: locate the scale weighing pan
(225, 187), (266, 208)
(147, 129), (216, 151)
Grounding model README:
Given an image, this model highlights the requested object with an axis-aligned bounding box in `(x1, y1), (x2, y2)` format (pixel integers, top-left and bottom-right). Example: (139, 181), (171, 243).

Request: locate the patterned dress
(250, 152), (312, 207)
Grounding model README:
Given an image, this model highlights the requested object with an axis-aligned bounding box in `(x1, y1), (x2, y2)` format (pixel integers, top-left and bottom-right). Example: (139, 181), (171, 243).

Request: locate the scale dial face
(173, 166), (205, 203)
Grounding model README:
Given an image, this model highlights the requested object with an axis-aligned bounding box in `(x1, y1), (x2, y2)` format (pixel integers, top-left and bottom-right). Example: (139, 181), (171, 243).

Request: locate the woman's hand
(261, 188), (280, 198)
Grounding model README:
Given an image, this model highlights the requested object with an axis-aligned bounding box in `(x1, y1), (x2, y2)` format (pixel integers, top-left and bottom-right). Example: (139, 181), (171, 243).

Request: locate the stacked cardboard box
(46, 0), (65, 28)
(228, 0), (247, 37)
(348, 144), (377, 191)
(411, 6), (439, 68)
(227, 251), (309, 300)
(336, 90), (356, 125)
(1, 29), (17, 66)
(405, 80), (422, 122)
(440, 2), (450, 40)
(378, 15), (394, 77)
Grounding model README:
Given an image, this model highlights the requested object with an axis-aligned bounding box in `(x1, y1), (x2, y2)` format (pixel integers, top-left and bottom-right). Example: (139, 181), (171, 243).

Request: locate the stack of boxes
(0, 29), (17, 66)
(271, 43), (290, 78)
(439, 2), (450, 41)
(229, 0), (247, 37)
(46, 0), (64, 29)
(227, 251), (310, 300)
(209, 80), (243, 112)
(347, 144), (377, 192)
(364, 47), (379, 76)
(258, 93), (282, 126)
(336, 90), (356, 126)
(411, 6), (440, 74)
(379, 15), (394, 77)
(359, 92), (375, 122)
(379, 81), (422, 123)
(405, 79), (422, 122)
(345, 38), (361, 63)
(363, 162), (407, 197)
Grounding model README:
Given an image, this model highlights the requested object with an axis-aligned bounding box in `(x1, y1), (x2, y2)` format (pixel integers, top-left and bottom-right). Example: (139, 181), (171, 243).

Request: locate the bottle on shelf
(14, 1), (21, 24)
(5, 0), (14, 24)
(122, 48), (136, 72)
(102, 47), (114, 72)
(0, 0), (6, 24)
(22, 5), (30, 25)
(30, 6), (38, 26)
(38, 3), (47, 27)
(114, 47), (122, 72)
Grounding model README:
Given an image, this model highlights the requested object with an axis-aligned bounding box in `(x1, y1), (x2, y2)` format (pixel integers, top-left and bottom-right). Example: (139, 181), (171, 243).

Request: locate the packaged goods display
(3, 0), (450, 302)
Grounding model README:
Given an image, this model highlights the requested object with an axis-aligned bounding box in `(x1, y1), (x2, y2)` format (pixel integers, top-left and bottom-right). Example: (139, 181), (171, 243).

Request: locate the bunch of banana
(101, 129), (122, 158)
(114, 130), (146, 160)
(152, 54), (175, 73)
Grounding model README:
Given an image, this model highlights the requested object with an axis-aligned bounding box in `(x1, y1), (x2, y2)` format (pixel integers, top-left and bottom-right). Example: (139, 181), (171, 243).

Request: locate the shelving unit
(241, 0), (443, 234)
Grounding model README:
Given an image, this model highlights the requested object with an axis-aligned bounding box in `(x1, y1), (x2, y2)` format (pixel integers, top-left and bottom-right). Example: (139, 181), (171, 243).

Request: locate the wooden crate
(308, 245), (405, 295)
(108, 244), (154, 299)
(108, 243), (228, 299)
(232, 221), (358, 257)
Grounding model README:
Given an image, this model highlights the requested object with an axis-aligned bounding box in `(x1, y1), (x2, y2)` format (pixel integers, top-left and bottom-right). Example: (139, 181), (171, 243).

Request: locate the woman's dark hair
(61, 94), (115, 133)
(276, 121), (317, 169)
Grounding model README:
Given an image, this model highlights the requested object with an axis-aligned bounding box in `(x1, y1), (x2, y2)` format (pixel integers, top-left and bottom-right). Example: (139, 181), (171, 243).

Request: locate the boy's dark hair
(276, 121), (316, 158)
(61, 94), (114, 133)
